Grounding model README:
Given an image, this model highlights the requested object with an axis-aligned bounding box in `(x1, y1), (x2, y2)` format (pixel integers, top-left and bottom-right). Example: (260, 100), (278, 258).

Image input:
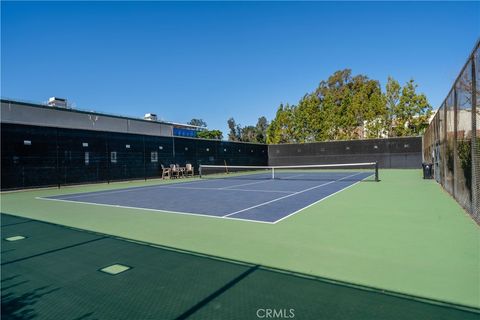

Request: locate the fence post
(453, 88), (458, 198)
(106, 140), (110, 184)
(143, 136), (147, 181)
(471, 52), (479, 220)
(56, 128), (60, 188)
(443, 103), (447, 187)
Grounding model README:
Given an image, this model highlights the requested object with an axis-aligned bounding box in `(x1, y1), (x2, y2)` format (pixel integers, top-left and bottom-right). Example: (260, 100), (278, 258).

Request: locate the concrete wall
(1, 100), (173, 137)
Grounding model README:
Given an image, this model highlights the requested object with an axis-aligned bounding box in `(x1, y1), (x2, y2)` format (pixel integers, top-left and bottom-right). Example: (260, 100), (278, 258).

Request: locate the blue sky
(2, 1), (479, 136)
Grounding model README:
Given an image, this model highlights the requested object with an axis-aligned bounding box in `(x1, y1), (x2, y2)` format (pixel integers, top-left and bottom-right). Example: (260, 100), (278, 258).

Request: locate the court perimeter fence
(268, 137), (422, 169)
(2, 121), (424, 190)
(0, 123), (268, 190)
(423, 40), (479, 222)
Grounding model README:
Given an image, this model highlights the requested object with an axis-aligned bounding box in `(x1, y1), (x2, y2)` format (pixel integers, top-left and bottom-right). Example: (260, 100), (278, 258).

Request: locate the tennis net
(199, 162), (379, 182)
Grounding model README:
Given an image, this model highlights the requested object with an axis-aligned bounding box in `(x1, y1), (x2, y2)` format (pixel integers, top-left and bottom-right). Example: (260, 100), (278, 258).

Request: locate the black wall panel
(267, 137), (422, 169)
(2, 123), (419, 190)
(1, 123), (268, 190)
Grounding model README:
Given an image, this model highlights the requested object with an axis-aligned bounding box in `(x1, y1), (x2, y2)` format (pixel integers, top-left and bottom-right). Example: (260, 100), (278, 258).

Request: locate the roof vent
(47, 97), (68, 108)
(144, 113), (158, 121)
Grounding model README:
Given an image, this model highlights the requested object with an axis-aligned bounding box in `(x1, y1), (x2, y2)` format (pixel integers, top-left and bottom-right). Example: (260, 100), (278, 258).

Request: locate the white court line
(223, 172), (364, 217)
(51, 174), (304, 200)
(37, 172), (370, 225)
(48, 178), (241, 200)
(227, 188), (294, 194)
(52, 184), (293, 200)
(218, 179), (275, 189)
(272, 173), (373, 224)
(218, 174), (305, 190)
(35, 197), (276, 224)
(154, 185), (294, 194)
(47, 182), (198, 199)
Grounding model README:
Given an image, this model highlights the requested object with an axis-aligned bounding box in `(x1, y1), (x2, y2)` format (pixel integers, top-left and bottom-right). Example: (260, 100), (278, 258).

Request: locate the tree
(291, 94), (321, 142)
(227, 116), (269, 143)
(227, 117), (241, 141)
(267, 70), (389, 142)
(266, 118), (278, 144)
(384, 77), (401, 136)
(240, 126), (257, 142)
(350, 78), (386, 139)
(315, 71), (387, 140)
(363, 89), (387, 139)
(266, 104), (295, 143)
(188, 118), (224, 140)
(265, 69), (431, 143)
(197, 129), (223, 140)
(188, 118), (207, 127)
(393, 79), (432, 136)
(385, 78), (431, 137)
(314, 70), (354, 140)
(255, 116), (268, 143)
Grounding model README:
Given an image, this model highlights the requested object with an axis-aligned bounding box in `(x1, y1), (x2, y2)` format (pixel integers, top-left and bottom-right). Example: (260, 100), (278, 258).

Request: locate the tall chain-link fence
(423, 40), (479, 222)
(0, 124), (268, 190)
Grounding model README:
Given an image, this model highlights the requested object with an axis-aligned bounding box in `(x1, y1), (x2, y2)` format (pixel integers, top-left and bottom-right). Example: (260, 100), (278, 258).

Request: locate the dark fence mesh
(1, 125), (59, 189)
(474, 46), (480, 221)
(144, 135), (174, 178)
(423, 118), (434, 169)
(444, 92), (455, 195)
(268, 137), (422, 169)
(0, 124), (268, 190)
(194, 138), (219, 167)
(57, 129), (108, 185)
(455, 61), (473, 212)
(423, 41), (479, 222)
(438, 104), (446, 183)
(173, 136), (198, 169)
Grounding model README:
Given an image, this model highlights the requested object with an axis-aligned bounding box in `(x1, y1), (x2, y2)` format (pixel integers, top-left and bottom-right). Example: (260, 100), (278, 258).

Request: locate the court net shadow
(1, 213), (478, 320)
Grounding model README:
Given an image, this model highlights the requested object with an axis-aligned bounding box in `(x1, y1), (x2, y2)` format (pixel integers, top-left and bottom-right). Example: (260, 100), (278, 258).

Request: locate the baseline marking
(35, 197), (276, 224)
(37, 172), (370, 224)
(223, 172), (364, 217)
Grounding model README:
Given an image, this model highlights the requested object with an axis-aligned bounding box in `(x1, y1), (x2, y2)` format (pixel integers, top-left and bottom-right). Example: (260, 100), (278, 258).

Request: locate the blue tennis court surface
(41, 171), (373, 223)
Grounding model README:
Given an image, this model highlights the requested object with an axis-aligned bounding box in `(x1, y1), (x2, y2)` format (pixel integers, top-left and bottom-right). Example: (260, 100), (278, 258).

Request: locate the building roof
(0, 97), (199, 130)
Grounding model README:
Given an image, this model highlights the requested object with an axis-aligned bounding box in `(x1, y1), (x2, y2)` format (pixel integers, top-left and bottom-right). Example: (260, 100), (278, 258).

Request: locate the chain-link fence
(423, 40), (479, 222)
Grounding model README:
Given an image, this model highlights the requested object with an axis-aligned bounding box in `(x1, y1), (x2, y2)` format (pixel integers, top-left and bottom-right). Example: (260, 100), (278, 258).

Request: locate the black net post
(375, 162), (379, 182)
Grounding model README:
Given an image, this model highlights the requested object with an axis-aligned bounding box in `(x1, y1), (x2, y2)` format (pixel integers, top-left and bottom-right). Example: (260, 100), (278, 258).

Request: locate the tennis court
(39, 164), (376, 223)
(2, 169), (480, 319)
(2, 212), (478, 320)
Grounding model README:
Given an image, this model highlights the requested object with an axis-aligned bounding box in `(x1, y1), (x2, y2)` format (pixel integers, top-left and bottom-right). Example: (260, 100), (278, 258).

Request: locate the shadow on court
(1, 213), (478, 320)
